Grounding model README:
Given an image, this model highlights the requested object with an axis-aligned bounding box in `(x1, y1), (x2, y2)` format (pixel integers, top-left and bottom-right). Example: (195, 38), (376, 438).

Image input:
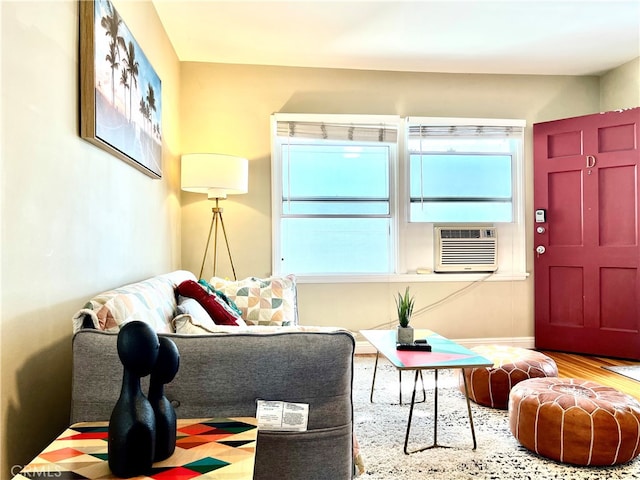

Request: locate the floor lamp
(181, 153), (249, 280)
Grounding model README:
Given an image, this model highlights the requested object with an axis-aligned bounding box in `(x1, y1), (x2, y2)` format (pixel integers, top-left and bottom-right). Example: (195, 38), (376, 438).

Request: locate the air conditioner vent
(435, 226), (497, 273)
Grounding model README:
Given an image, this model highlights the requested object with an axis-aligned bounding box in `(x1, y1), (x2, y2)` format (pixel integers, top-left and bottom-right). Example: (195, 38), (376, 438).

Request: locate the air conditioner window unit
(434, 226), (498, 273)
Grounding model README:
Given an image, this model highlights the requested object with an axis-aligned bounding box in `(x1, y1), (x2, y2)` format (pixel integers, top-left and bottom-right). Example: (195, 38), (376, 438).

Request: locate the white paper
(256, 400), (309, 432)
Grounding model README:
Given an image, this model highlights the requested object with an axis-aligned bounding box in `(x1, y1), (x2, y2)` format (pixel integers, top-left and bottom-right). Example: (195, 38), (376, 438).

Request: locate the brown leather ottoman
(459, 345), (558, 409)
(509, 377), (640, 465)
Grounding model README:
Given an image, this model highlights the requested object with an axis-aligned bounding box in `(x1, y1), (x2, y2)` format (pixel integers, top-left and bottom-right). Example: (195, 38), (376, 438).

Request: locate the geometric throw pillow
(197, 279), (243, 317)
(209, 275), (297, 326)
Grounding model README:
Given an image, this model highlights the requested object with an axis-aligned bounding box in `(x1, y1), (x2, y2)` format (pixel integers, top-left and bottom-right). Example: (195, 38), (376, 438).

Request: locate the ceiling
(152, 0), (640, 76)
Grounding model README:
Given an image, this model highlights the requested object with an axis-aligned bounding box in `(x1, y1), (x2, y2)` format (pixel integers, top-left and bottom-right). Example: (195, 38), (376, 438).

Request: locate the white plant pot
(397, 325), (414, 344)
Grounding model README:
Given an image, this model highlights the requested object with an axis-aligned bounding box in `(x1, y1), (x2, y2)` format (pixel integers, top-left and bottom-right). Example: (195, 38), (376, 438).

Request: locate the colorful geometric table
(12, 417), (257, 480)
(360, 329), (493, 454)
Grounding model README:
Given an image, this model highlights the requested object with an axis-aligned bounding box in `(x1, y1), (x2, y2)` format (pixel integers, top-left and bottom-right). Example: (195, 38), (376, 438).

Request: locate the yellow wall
(600, 57), (640, 111)
(0, 0), (181, 476)
(180, 62), (602, 341)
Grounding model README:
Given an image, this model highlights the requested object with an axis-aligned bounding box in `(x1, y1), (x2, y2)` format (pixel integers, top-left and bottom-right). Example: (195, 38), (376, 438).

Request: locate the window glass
(281, 217), (391, 273)
(407, 136), (517, 223)
(278, 142), (393, 274)
(282, 144), (389, 215)
(409, 153), (513, 222)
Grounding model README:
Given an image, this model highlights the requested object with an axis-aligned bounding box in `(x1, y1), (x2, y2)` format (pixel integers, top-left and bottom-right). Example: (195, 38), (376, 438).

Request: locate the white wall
(600, 57), (640, 111)
(0, 1), (181, 476)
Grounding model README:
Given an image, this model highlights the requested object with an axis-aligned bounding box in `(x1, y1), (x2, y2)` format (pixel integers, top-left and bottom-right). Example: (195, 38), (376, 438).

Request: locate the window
(272, 114), (399, 275)
(407, 122), (524, 223)
(271, 114), (526, 280)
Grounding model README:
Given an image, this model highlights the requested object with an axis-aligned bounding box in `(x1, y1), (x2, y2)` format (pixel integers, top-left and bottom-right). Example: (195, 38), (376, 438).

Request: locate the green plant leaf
(395, 286), (415, 327)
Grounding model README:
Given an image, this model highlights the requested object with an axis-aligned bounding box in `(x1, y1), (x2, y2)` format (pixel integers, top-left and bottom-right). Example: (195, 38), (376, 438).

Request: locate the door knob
(536, 245), (546, 255)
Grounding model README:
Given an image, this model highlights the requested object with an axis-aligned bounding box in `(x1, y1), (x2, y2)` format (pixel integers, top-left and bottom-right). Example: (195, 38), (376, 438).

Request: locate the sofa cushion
(178, 295), (247, 327)
(175, 296), (247, 331)
(176, 298), (219, 330)
(177, 280), (242, 326)
(209, 275), (298, 326)
(178, 297), (211, 319)
(72, 270), (196, 334)
(173, 313), (215, 335)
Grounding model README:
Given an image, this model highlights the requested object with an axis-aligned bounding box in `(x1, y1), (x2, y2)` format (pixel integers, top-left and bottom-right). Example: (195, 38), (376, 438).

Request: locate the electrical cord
(366, 271), (496, 330)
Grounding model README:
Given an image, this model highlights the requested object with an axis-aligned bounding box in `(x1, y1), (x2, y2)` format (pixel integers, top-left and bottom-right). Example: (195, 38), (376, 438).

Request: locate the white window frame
(271, 113), (400, 278)
(400, 117), (527, 281)
(271, 114), (528, 283)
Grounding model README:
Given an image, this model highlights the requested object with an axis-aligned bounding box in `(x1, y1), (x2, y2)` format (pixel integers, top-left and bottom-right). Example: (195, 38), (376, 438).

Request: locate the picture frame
(80, 0), (162, 178)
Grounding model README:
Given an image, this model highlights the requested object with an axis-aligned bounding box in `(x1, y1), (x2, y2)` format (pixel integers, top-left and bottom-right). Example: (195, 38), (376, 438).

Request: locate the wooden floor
(541, 350), (640, 400)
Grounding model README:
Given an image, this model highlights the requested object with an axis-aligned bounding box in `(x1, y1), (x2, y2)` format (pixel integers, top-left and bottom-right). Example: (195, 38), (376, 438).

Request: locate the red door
(534, 108), (640, 360)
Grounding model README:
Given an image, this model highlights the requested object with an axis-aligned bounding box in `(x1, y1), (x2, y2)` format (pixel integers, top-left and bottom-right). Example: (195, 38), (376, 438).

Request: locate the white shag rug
(353, 355), (640, 480)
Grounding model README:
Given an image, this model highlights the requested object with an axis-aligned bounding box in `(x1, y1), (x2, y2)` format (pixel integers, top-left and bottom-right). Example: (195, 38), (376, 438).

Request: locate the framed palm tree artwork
(80, 0), (162, 178)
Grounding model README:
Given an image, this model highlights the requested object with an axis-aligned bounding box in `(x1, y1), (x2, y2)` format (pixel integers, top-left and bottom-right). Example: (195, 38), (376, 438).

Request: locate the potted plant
(395, 286), (415, 343)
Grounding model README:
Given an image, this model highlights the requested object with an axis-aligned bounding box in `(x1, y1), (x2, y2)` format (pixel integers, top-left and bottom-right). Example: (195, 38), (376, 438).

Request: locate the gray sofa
(71, 271), (355, 480)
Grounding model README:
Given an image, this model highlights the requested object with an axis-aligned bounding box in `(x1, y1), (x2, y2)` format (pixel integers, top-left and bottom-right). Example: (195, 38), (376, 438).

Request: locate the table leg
(372, 353), (426, 406)
(461, 368), (478, 450)
(405, 369), (476, 454)
(399, 370), (426, 405)
(369, 351), (380, 403)
(404, 369), (443, 454)
(433, 369), (439, 446)
(403, 369), (421, 454)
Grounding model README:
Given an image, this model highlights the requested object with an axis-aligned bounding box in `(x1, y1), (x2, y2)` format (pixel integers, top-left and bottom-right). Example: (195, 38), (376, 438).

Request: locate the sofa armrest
(71, 270), (196, 334)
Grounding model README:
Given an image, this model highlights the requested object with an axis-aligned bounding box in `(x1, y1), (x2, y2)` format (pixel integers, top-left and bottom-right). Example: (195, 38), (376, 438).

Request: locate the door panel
(598, 165), (637, 246)
(534, 108), (640, 360)
(600, 267), (637, 331)
(548, 170), (583, 246)
(548, 266), (584, 327)
(548, 130), (583, 158)
(598, 123), (636, 153)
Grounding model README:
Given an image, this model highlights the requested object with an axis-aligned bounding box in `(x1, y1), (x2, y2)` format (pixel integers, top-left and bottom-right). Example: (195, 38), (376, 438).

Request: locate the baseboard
(355, 336), (535, 355)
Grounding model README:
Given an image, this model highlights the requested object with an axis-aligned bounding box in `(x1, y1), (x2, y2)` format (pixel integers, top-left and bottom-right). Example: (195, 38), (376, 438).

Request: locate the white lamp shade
(181, 153), (249, 197)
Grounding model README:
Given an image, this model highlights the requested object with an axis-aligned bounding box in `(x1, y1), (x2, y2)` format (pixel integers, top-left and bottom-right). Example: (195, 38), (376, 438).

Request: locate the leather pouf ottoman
(509, 377), (640, 466)
(459, 345), (558, 409)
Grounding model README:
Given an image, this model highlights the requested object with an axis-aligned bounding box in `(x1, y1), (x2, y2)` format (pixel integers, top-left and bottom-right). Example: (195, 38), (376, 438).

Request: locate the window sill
(295, 272), (530, 284)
